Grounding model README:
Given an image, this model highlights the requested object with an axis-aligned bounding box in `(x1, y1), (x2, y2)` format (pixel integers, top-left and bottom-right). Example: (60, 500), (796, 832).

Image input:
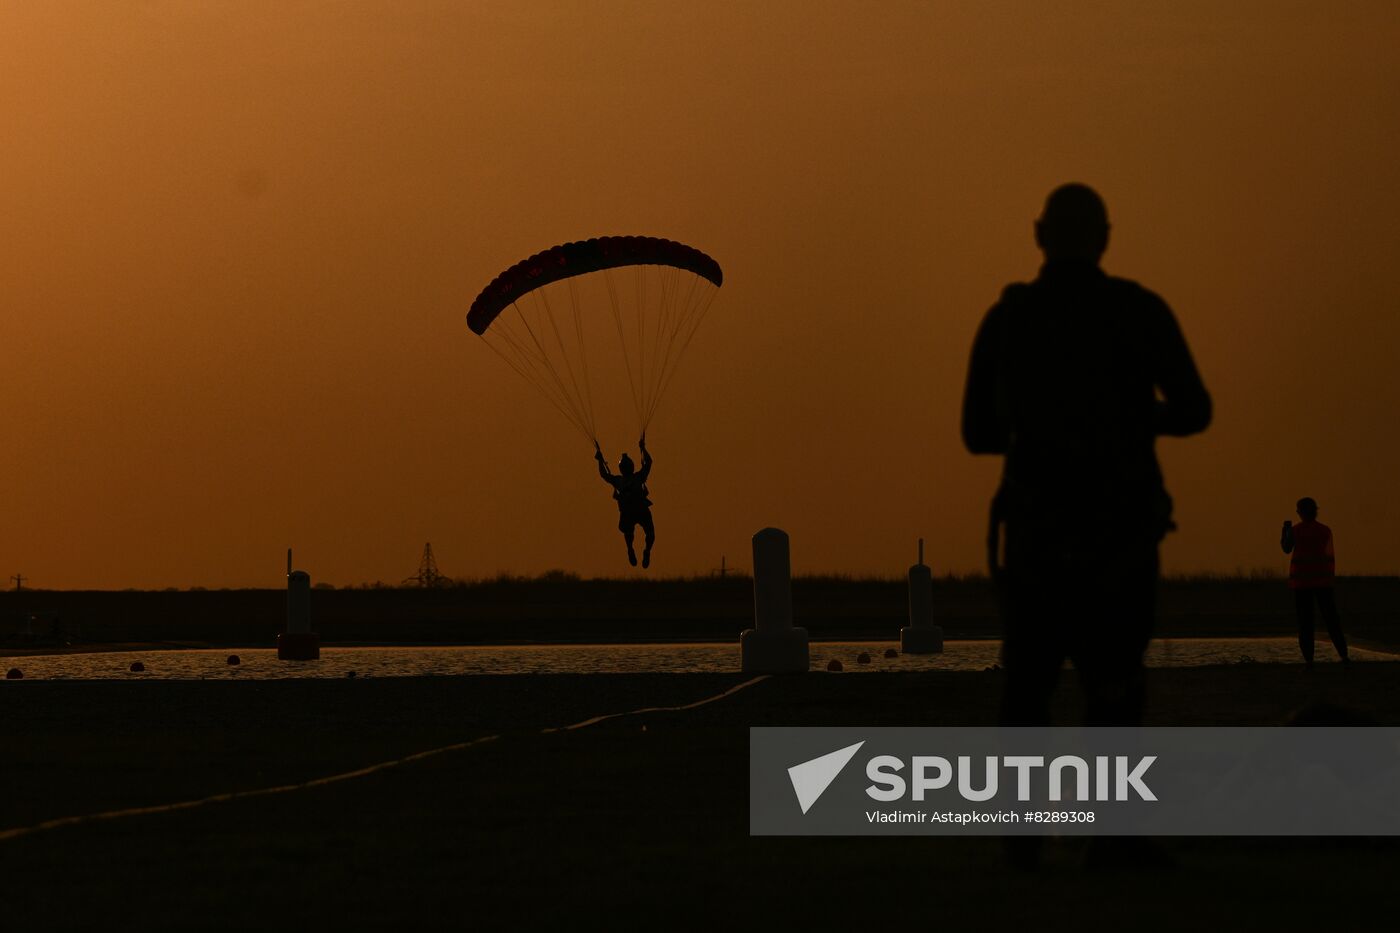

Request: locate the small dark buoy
(226, 655), (241, 666)
(856, 652), (872, 665)
(827, 659), (843, 672)
(129, 661), (145, 673)
(884, 648), (898, 659)
(346, 671), (358, 679)
(6, 668), (22, 680)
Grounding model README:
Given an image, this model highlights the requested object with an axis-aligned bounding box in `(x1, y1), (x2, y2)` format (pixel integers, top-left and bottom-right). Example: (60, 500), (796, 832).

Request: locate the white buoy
(741, 528), (809, 673)
(900, 538), (944, 654)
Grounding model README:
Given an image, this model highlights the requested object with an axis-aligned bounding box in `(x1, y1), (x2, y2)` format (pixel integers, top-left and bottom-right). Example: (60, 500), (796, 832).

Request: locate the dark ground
(3, 664), (1399, 931)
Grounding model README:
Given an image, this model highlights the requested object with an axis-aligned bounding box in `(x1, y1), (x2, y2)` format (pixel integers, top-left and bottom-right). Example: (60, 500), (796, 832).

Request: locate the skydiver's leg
(1295, 589), (1316, 667)
(1316, 587), (1348, 663)
(640, 510), (655, 569)
(619, 516), (638, 566)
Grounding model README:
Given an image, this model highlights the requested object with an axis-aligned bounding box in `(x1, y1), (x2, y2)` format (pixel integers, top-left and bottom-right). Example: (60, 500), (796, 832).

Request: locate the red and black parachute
(466, 236), (723, 444)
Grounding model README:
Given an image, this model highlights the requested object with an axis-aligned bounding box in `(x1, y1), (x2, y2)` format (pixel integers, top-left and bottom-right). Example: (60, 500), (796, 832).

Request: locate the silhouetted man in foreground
(1281, 497), (1348, 667)
(962, 183), (1212, 728)
(595, 436), (654, 568)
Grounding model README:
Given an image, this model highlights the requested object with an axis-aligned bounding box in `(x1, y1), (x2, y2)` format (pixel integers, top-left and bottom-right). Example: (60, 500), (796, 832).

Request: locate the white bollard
(287, 571), (311, 634)
(278, 560), (320, 660)
(900, 538), (944, 653)
(741, 528), (809, 673)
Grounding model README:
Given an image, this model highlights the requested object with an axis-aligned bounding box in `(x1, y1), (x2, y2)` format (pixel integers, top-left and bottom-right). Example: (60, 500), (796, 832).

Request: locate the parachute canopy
(468, 236), (722, 335)
(466, 236), (723, 444)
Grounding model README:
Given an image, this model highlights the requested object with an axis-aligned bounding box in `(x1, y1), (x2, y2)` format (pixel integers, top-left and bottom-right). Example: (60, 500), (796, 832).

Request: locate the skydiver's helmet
(619, 453), (635, 476)
(1296, 497), (1318, 520)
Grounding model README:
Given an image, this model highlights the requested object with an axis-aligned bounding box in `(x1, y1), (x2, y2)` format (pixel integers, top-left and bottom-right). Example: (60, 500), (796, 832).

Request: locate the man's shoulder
(998, 281), (1035, 302)
(1103, 275), (1171, 311)
(982, 282), (1034, 325)
(997, 275), (1165, 305)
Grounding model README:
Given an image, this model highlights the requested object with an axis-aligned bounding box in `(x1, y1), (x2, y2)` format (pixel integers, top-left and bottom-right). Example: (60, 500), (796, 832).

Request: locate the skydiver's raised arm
(595, 443), (612, 481)
(637, 435), (653, 482)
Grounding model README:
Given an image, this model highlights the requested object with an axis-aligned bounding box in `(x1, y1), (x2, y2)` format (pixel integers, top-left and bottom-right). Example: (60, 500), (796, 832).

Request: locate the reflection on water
(2, 638), (1387, 681)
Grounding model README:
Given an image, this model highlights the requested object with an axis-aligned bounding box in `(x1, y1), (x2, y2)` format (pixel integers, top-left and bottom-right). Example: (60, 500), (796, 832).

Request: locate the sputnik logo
(787, 741), (865, 814)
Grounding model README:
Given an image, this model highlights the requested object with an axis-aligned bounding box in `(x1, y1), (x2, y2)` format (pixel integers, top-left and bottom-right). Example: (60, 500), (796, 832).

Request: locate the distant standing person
(1281, 497), (1348, 667)
(962, 183), (1212, 727)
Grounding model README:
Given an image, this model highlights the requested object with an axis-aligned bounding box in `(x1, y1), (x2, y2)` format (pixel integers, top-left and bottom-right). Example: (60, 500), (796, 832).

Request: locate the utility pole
(402, 543), (451, 588)
(712, 556), (728, 579)
(10, 573), (25, 591)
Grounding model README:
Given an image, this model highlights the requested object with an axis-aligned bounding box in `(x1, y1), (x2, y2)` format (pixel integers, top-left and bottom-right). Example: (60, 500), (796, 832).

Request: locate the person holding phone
(1281, 497), (1348, 668)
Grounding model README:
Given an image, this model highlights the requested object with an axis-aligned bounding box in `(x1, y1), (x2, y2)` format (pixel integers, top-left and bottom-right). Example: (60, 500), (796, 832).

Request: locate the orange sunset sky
(2, 1), (1398, 589)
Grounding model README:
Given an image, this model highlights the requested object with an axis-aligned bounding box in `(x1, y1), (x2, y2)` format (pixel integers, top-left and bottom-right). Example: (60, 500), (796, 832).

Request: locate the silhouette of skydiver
(1281, 497), (1348, 667)
(595, 436), (655, 568)
(962, 183), (1213, 729)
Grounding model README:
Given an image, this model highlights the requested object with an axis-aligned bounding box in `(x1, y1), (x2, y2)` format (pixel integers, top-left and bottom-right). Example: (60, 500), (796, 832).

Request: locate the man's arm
(961, 303), (1012, 455)
(1148, 294), (1212, 437)
(595, 444), (612, 482)
(637, 436), (653, 483)
(1281, 521), (1294, 554)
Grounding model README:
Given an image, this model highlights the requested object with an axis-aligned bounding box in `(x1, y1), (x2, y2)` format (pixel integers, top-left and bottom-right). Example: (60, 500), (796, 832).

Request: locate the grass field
(4, 574), (1400, 647)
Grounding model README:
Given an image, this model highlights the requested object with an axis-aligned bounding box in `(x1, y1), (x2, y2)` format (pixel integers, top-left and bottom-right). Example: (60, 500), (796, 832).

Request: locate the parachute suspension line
(532, 285), (598, 442)
(565, 276), (599, 440)
(640, 280), (718, 431)
(510, 293), (596, 439)
(482, 334), (592, 442)
(468, 237), (721, 446)
(634, 264), (647, 418)
(603, 268), (645, 428)
(489, 309), (577, 420)
(640, 266), (673, 418)
(483, 304), (595, 442)
(498, 304), (596, 441)
(646, 265), (676, 403)
(644, 284), (719, 429)
(644, 264), (701, 414)
(639, 264), (699, 428)
(488, 318), (566, 408)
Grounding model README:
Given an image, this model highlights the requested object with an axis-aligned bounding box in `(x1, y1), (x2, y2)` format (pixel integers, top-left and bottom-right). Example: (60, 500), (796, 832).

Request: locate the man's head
(619, 453), (635, 476)
(1035, 183), (1110, 262)
(1296, 497), (1319, 521)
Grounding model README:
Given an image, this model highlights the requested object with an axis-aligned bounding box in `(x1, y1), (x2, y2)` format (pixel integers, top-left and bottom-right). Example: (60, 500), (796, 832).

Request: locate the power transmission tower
(402, 543), (451, 588)
(10, 573), (25, 591)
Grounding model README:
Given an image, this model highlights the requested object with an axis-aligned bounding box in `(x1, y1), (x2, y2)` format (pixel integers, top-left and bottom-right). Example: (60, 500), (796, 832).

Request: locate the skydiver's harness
(613, 475), (651, 511)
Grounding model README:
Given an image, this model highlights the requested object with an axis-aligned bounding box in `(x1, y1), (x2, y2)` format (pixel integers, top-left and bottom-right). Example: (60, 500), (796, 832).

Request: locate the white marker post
(900, 538), (943, 653)
(277, 548), (321, 660)
(741, 528), (809, 673)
